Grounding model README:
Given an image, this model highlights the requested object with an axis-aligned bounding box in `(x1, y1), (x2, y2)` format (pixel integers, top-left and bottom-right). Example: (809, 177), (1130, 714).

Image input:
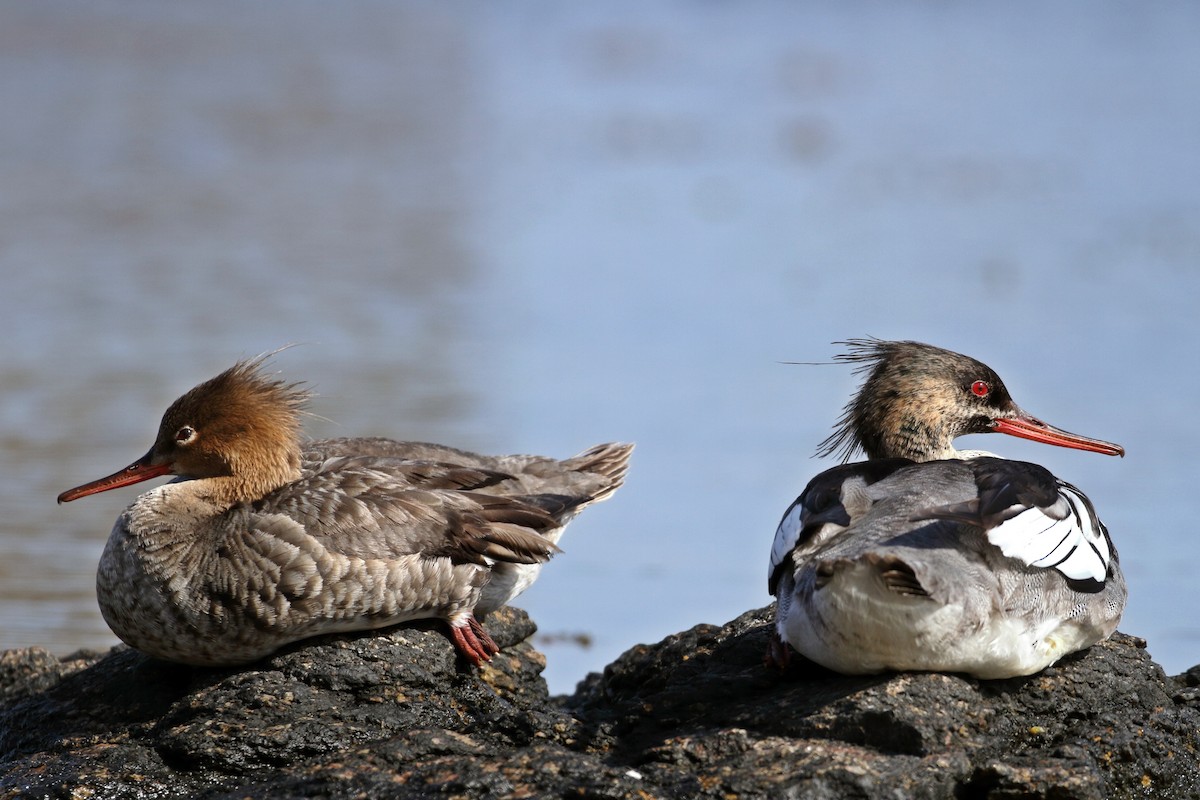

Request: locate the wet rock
(2, 606), (1199, 799)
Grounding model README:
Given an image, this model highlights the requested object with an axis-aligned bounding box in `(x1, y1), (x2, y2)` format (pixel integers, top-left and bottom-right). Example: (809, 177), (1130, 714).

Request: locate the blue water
(2, 2), (1198, 694)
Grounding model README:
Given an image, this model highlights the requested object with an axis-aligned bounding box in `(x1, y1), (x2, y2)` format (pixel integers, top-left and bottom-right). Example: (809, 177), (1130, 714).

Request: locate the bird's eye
(175, 426), (196, 444)
(970, 380), (990, 398)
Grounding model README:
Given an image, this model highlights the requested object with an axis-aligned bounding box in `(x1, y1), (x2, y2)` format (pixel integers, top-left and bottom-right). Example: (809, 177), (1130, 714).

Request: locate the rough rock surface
(2, 606), (1198, 799)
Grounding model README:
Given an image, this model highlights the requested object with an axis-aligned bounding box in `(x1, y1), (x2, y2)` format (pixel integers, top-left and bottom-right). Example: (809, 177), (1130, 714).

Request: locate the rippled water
(3, 2), (1198, 694)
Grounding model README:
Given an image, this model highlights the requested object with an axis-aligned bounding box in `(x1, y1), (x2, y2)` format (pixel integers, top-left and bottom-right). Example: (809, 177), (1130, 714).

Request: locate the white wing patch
(985, 483), (1110, 584)
(769, 499), (805, 589)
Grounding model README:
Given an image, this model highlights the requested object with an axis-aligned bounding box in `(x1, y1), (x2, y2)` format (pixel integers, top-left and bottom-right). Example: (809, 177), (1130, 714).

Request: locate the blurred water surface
(2, 2), (1198, 694)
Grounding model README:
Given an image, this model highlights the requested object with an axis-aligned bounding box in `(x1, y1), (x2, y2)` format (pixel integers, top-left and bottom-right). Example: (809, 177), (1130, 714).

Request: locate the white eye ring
(175, 426), (197, 445)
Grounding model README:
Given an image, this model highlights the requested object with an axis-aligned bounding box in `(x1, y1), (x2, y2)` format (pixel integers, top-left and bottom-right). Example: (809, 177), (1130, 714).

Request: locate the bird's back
(777, 458), (1125, 678)
(303, 438), (632, 507)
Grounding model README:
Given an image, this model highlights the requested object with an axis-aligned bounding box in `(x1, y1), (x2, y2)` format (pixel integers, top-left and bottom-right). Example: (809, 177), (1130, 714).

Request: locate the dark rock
(2, 606), (1199, 799)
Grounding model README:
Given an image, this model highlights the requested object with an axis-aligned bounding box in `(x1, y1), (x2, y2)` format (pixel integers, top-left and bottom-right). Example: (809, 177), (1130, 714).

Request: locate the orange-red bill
(57, 449), (174, 503)
(992, 416), (1125, 457)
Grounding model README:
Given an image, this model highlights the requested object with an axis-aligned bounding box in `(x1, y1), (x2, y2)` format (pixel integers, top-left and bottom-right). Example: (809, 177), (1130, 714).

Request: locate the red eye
(971, 380), (989, 397)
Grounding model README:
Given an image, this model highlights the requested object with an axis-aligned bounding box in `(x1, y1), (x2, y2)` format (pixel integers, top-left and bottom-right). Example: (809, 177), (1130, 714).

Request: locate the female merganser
(58, 357), (633, 667)
(768, 339), (1125, 679)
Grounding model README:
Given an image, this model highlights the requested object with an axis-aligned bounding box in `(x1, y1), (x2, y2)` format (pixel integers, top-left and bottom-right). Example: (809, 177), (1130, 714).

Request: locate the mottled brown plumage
(59, 356), (633, 667)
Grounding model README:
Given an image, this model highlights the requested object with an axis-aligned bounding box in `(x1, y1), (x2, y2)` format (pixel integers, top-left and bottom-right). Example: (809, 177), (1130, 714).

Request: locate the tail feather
(563, 442), (634, 504)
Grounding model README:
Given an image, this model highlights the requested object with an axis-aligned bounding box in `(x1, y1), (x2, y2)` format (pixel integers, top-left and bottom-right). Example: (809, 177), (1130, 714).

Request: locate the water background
(3, 2), (1198, 694)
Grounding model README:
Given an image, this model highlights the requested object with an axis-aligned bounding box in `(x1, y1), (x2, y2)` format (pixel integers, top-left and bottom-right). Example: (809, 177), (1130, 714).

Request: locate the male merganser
(767, 339), (1125, 679)
(58, 357), (633, 667)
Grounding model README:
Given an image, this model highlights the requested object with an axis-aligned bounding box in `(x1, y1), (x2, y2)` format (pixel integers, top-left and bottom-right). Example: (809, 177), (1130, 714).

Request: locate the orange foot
(764, 629), (793, 672)
(447, 615), (500, 666)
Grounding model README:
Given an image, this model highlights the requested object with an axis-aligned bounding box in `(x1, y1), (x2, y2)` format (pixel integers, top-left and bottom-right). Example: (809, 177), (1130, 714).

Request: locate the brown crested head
(815, 338), (1124, 463)
(58, 357), (312, 506)
(151, 356), (310, 487)
(57, 355), (311, 505)
(817, 339), (1023, 462)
